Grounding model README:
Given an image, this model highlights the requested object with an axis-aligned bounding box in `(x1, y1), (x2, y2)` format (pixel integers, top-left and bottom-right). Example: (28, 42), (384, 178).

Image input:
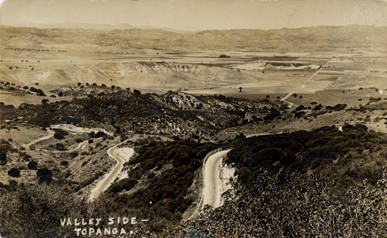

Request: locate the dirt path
(21, 124), (137, 203)
(22, 124), (134, 202)
(88, 140), (134, 202)
(280, 61), (329, 108)
(23, 129), (55, 149)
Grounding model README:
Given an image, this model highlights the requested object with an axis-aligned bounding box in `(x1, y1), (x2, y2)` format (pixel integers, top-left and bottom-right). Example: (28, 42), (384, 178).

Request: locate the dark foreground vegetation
(1, 124), (385, 237)
(170, 167), (385, 237)
(228, 124), (385, 187)
(167, 124), (386, 237)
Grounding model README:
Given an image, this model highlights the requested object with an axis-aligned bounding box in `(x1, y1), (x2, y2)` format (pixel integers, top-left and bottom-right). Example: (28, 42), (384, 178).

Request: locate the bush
(8, 168), (20, 178)
(95, 131), (106, 138)
(36, 89), (46, 97)
(109, 178), (137, 193)
(28, 161), (38, 170)
(0, 152), (7, 165)
(313, 104), (323, 111)
(37, 168), (52, 183)
(219, 54), (231, 58)
(53, 130), (68, 140)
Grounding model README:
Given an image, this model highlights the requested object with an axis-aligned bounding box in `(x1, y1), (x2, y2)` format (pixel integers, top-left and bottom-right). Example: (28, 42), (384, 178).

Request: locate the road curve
(202, 149), (232, 209)
(23, 129), (55, 149)
(88, 140), (134, 202)
(189, 149), (232, 219)
(22, 124), (135, 202)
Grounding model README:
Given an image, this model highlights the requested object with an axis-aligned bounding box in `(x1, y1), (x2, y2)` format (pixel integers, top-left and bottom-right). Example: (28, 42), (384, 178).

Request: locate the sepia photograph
(0, 0), (386, 237)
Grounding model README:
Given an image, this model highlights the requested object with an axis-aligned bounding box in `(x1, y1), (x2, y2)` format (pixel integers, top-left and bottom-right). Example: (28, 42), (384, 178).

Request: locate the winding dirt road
(88, 140), (134, 202)
(189, 149), (231, 219)
(23, 129), (55, 149)
(201, 149), (232, 209)
(22, 124), (133, 202)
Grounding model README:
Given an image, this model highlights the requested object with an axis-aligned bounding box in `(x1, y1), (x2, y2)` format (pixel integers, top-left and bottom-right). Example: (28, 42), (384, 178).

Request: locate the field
(1, 25), (387, 104)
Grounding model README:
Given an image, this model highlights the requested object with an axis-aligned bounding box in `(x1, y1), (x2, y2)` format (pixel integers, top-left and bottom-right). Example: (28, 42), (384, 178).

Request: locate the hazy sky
(1, 0), (387, 30)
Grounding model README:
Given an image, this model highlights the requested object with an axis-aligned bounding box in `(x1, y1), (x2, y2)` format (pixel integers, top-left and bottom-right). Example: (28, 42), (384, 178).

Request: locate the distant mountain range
(9, 23), (137, 30)
(1, 24), (386, 51)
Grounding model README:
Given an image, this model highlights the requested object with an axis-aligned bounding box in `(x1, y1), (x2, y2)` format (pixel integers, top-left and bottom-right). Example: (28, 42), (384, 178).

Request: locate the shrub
(0, 152), (7, 165)
(37, 168), (52, 183)
(219, 54), (231, 58)
(95, 131), (106, 138)
(36, 89), (46, 97)
(8, 168), (20, 178)
(53, 130), (68, 140)
(28, 161), (38, 170)
(109, 178), (137, 193)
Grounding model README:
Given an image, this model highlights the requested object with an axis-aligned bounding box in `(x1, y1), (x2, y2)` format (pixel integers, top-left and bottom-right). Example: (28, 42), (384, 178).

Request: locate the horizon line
(2, 23), (387, 32)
